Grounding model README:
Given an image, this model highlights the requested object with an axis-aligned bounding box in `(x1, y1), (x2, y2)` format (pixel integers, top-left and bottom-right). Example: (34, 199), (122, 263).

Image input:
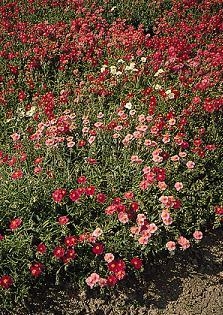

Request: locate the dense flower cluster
(0, 0), (222, 307)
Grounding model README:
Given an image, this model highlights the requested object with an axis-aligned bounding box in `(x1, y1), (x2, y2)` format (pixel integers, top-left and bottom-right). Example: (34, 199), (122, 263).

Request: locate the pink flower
(88, 136), (96, 145)
(158, 181), (167, 191)
(138, 236), (149, 245)
(104, 253), (115, 263)
(11, 133), (20, 141)
(163, 217), (173, 225)
(170, 155), (180, 162)
(179, 151), (187, 158)
(166, 241), (176, 251)
(193, 230), (203, 240)
(92, 228), (103, 238)
(174, 182), (183, 191)
(186, 161), (195, 169)
(98, 277), (107, 287)
(85, 273), (100, 289)
(148, 223), (158, 234)
(130, 226), (140, 235)
(118, 212), (129, 224)
(136, 214), (146, 226)
(177, 236), (190, 250)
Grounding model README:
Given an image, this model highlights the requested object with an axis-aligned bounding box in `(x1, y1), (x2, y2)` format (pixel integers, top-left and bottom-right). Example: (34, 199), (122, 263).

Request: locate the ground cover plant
(0, 0), (223, 310)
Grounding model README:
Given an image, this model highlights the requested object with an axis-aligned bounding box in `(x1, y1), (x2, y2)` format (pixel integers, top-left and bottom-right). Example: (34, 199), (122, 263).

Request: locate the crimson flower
(0, 275), (13, 289)
(130, 257), (143, 270)
(92, 243), (104, 255)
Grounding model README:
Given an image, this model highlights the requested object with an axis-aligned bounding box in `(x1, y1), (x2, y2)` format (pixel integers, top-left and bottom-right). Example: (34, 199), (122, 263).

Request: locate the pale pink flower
(161, 209), (170, 220)
(179, 151), (187, 158)
(67, 141), (75, 148)
(97, 112), (104, 119)
(150, 126), (159, 135)
(186, 161), (195, 169)
(136, 214), (146, 226)
(139, 180), (150, 190)
(133, 131), (143, 139)
(136, 125), (148, 132)
(193, 230), (203, 240)
(170, 155), (180, 162)
(143, 166), (151, 174)
(92, 228), (103, 238)
(11, 133), (20, 141)
(163, 217), (173, 225)
(141, 229), (152, 238)
(138, 114), (146, 123)
(112, 133), (120, 139)
(144, 139), (152, 147)
(114, 125), (123, 131)
(166, 241), (176, 251)
(85, 273), (100, 289)
(118, 212), (129, 224)
(162, 134), (170, 143)
(158, 181), (167, 191)
(34, 166), (43, 174)
(153, 155), (163, 163)
(104, 253), (115, 263)
(130, 226), (140, 235)
(94, 122), (104, 128)
(177, 236), (190, 250)
(159, 196), (169, 205)
(98, 277), (107, 287)
(174, 182), (183, 191)
(88, 136), (96, 145)
(131, 155), (143, 164)
(168, 118), (176, 126)
(138, 236), (149, 245)
(148, 223), (158, 234)
(45, 138), (55, 147)
(82, 127), (89, 134)
(129, 110), (136, 116)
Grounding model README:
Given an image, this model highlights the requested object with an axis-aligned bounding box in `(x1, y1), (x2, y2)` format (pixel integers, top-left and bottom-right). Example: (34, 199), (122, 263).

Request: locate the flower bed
(0, 0), (223, 309)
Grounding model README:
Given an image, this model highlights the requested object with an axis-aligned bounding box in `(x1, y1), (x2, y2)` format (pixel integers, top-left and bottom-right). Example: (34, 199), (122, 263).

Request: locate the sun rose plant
(0, 0), (223, 310)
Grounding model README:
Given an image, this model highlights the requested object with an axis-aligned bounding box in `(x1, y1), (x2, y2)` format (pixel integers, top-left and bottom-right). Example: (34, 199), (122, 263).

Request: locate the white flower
(141, 57), (147, 63)
(154, 84), (162, 90)
(26, 106), (36, 117)
(110, 66), (117, 75)
(154, 68), (165, 77)
(124, 102), (132, 110)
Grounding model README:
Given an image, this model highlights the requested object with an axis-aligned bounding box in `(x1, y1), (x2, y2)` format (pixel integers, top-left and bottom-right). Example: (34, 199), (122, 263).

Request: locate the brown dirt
(8, 229), (223, 315)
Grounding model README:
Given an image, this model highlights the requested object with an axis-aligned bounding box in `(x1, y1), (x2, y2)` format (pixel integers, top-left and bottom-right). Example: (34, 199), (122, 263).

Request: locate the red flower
(0, 275), (13, 289)
(106, 275), (118, 287)
(53, 246), (65, 259)
(215, 206), (223, 215)
(130, 201), (139, 212)
(96, 193), (107, 203)
(92, 243), (104, 255)
(58, 215), (69, 225)
(77, 175), (87, 184)
(30, 263), (44, 277)
(9, 218), (22, 230)
(85, 186), (96, 196)
(63, 249), (77, 264)
(130, 257), (143, 270)
(37, 243), (47, 254)
(52, 188), (66, 203)
(64, 235), (78, 247)
(11, 169), (23, 180)
(69, 189), (81, 202)
(108, 259), (125, 273)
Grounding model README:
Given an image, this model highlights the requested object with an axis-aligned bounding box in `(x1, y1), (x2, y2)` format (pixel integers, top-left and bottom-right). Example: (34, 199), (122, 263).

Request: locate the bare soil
(9, 228), (223, 315)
